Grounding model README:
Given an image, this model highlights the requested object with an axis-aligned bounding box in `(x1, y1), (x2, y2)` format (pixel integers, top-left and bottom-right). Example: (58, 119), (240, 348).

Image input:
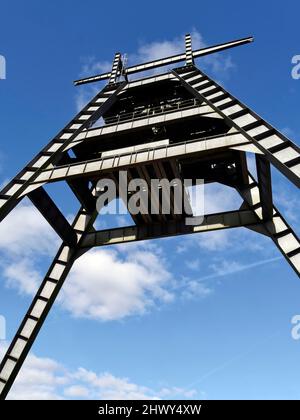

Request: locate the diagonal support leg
(238, 174), (300, 277)
(0, 204), (97, 400)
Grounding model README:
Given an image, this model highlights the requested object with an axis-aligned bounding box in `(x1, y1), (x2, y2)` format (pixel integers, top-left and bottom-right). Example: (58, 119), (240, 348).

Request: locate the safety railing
(103, 98), (201, 126)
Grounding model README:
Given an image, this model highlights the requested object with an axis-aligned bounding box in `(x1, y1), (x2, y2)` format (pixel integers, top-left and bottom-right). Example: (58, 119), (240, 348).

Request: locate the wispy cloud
(130, 29), (235, 79)
(179, 330), (280, 394)
(0, 200), (58, 295)
(172, 255), (281, 300)
(0, 202), (176, 320)
(185, 258), (201, 270)
(180, 279), (213, 301)
(202, 256), (282, 281)
(0, 346), (198, 400)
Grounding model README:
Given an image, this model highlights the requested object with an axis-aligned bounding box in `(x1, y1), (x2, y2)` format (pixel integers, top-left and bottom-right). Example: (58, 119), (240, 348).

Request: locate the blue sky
(0, 0), (299, 399)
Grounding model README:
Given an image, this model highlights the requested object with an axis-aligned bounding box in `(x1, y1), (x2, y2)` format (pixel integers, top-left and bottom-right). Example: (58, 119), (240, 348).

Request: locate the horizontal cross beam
(74, 36), (253, 86)
(80, 209), (258, 248)
(31, 132), (250, 186)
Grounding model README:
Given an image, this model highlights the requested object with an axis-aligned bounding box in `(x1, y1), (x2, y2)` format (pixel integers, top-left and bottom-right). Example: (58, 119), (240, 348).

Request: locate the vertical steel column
(185, 34), (194, 66)
(256, 155), (273, 221)
(109, 52), (122, 84)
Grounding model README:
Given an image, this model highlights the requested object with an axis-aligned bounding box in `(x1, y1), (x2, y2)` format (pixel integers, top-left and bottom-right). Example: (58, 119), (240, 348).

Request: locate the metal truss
(0, 32), (299, 400)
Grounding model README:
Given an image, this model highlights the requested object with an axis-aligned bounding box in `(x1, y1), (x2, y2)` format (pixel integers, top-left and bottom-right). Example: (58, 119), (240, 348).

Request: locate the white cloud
(2, 257), (41, 295)
(75, 29), (237, 112)
(133, 30), (204, 63)
(0, 201), (213, 322)
(196, 230), (231, 251)
(75, 57), (112, 111)
(180, 279), (213, 301)
(132, 30), (235, 80)
(0, 346), (198, 400)
(64, 385), (89, 398)
(204, 256), (282, 280)
(203, 183), (242, 214)
(75, 86), (98, 113)
(70, 369), (159, 400)
(159, 387), (197, 398)
(7, 352), (66, 400)
(185, 258), (201, 270)
(80, 57), (112, 77)
(1, 184), (275, 325)
(210, 259), (244, 276)
(60, 248), (174, 321)
(0, 203), (177, 321)
(0, 200), (58, 295)
(0, 200), (57, 257)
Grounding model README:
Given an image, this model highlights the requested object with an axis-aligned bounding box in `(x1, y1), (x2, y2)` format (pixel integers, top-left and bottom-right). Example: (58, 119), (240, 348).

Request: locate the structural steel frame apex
(0, 32), (299, 400)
